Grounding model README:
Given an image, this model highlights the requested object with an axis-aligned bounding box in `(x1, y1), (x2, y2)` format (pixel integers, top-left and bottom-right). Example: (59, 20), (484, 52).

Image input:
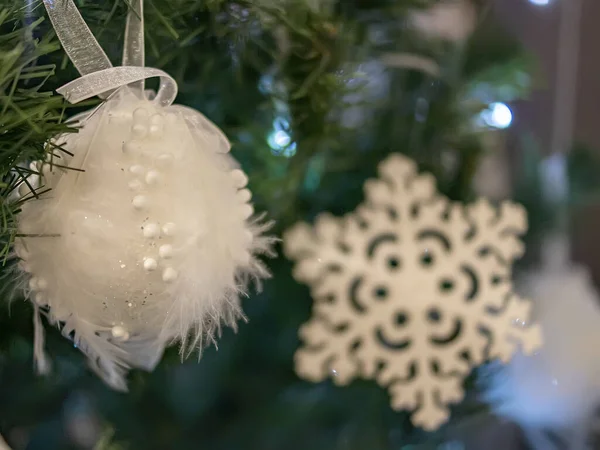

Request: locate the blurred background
(2, 0), (600, 449)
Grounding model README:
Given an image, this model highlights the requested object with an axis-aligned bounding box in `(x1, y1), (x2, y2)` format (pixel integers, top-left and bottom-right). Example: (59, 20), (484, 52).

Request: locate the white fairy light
(481, 102), (513, 129)
(270, 130), (291, 148)
(268, 117), (296, 157)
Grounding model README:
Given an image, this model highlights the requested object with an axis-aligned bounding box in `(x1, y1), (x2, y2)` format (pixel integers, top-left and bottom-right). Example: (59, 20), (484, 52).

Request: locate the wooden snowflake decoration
(284, 154), (542, 430)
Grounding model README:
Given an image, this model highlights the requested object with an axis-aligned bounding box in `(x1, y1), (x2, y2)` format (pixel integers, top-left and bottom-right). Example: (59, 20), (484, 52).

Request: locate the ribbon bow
(43, 0), (177, 106)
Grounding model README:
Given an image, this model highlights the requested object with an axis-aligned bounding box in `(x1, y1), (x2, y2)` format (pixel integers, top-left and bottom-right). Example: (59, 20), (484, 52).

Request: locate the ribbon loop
(123, 0), (145, 92)
(43, 0), (112, 77)
(57, 67), (178, 107)
(43, 0), (177, 106)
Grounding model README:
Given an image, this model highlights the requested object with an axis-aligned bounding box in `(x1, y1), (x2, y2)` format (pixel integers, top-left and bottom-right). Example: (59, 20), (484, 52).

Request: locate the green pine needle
(0, 6), (71, 260)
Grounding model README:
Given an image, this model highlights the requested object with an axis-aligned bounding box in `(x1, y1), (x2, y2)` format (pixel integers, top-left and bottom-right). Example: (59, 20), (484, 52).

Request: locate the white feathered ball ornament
(12, 0), (273, 390)
(482, 234), (600, 448)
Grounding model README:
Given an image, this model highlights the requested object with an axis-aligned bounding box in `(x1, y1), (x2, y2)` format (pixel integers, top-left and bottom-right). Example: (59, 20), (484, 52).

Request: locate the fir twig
(0, 5), (71, 260)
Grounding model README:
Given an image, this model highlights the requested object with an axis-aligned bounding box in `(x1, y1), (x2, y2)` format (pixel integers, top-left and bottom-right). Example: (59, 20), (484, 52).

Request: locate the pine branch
(0, 5), (71, 259)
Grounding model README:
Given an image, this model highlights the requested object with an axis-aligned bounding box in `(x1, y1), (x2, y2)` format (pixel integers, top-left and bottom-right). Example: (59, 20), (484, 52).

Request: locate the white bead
(129, 165), (145, 175)
(157, 153), (174, 166)
(143, 223), (161, 239)
(132, 123), (148, 138)
(132, 195), (148, 209)
(159, 244), (173, 259)
(162, 267), (178, 283)
(149, 125), (163, 139)
(123, 141), (141, 153)
(240, 204), (254, 219)
(145, 170), (161, 185)
(128, 179), (143, 191)
(150, 114), (164, 126)
(37, 278), (48, 290)
(162, 222), (177, 236)
(111, 326), (130, 341)
(230, 169), (249, 188)
(133, 107), (149, 121)
(149, 115), (164, 138)
(29, 277), (38, 290)
(34, 292), (47, 306)
(237, 188), (252, 203)
(143, 258), (158, 272)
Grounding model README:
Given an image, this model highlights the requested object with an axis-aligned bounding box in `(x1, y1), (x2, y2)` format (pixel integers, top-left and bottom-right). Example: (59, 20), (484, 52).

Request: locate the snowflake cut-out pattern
(284, 154), (542, 430)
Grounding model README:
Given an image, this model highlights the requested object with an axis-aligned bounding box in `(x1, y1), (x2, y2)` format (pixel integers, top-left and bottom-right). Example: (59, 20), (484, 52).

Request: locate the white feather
(483, 235), (600, 436)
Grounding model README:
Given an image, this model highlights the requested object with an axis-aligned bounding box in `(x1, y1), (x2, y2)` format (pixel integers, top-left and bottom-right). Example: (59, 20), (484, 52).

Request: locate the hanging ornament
(13, 0), (272, 390)
(284, 153), (542, 430)
(483, 233), (600, 448)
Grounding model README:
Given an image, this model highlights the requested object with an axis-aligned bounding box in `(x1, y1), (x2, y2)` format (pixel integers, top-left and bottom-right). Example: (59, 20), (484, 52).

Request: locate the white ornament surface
(284, 153), (542, 430)
(485, 234), (600, 436)
(14, 89), (272, 390)
(0, 434), (10, 450)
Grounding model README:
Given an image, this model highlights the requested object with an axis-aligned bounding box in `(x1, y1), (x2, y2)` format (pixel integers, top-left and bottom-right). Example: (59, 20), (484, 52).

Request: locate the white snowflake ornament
(284, 153), (542, 430)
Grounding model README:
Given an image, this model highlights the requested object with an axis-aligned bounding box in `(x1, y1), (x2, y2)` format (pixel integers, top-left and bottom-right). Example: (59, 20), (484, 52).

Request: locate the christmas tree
(0, 1), (570, 449)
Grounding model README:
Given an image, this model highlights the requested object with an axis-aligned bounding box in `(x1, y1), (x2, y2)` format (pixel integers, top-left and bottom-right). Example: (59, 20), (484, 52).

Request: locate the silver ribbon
(122, 0), (145, 92)
(43, 0), (177, 106)
(57, 67), (177, 107)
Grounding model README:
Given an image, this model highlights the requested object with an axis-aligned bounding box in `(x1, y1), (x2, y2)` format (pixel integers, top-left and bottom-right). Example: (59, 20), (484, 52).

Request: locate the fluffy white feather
(483, 235), (600, 438)
(14, 89), (273, 389)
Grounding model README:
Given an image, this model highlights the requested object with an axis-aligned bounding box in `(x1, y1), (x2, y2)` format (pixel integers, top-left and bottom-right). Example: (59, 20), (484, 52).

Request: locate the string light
(480, 102), (513, 129)
(268, 117), (296, 157)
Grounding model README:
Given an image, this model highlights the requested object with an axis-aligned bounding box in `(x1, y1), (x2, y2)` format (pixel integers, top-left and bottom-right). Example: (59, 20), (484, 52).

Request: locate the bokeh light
(481, 102), (513, 129)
